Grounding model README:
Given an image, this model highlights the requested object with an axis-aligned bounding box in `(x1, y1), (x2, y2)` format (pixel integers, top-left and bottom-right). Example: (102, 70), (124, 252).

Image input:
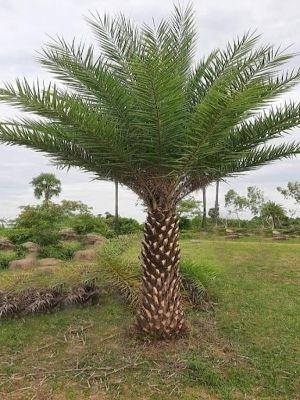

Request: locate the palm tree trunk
(202, 187), (207, 229)
(114, 180), (119, 234)
(137, 207), (185, 338)
(215, 181), (219, 226)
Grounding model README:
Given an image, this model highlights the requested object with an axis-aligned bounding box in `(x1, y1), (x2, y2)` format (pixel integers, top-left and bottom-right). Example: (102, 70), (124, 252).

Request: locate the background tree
(247, 186), (265, 216)
(60, 200), (92, 216)
(31, 173), (61, 205)
(177, 196), (202, 219)
(260, 201), (286, 229)
(225, 189), (248, 224)
(1, 5), (300, 338)
(177, 196), (202, 229)
(277, 181), (300, 203)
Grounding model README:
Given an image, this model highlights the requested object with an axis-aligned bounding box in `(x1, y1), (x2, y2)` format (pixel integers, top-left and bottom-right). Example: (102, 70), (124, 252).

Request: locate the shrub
(39, 242), (83, 260)
(0, 252), (16, 269)
(70, 214), (114, 237)
(6, 228), (32, 244)
(117, 218), (141, 235)
(105, 215), (141, 235)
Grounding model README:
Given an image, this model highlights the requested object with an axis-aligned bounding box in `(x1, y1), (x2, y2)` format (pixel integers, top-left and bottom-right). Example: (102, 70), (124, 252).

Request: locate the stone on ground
(21, 241), (40, 253)
(73, 249), (96, 261)
(60, 228), (78, 241)
(0, 238), (14, 250)
(84, 233), (107, 246)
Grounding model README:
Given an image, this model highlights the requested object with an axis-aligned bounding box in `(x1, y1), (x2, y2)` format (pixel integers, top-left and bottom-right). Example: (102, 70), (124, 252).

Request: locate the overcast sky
(0, 0), (299, 222)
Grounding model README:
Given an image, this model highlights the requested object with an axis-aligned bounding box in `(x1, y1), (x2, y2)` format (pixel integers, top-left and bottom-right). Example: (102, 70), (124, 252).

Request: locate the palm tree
(0, 218), (7, 229)
(260, 201), (286, 229)
(31, 173), (61, 204)
(1, 5), (300, 338)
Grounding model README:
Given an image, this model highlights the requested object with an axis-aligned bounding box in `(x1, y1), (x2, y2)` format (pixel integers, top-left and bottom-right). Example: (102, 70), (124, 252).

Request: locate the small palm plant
(1, 5), (300, 338)
(31, 172), (61, 204)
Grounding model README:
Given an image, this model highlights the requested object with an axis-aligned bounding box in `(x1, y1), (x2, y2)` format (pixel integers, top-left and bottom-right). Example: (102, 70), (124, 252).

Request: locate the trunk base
(137, 208), (185, 339)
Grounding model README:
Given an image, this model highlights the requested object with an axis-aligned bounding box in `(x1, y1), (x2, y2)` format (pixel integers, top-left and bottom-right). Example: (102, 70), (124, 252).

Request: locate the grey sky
(0, 0), (299, 221)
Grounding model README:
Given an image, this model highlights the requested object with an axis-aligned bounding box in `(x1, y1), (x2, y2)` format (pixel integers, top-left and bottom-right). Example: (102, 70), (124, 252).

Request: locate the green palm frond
(0, 4), (299, 204)
(223, 141), (300, 176)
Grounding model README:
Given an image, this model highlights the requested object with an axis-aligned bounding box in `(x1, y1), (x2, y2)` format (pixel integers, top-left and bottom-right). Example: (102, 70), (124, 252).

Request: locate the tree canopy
(0, 5), (300, 209)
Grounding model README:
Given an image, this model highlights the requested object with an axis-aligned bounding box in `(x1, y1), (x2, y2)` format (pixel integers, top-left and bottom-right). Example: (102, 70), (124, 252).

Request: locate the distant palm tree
(0, 218), (7, 229)
(1, 5), (300, 338)
(114, 180), (119, 233)
(261, 201), (286, 229)
(31, 173), (61, 205)
(201, 187), (207, 228)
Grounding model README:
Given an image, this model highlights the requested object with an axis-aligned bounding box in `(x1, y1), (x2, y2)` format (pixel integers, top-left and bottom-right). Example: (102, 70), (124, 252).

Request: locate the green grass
(0, 249), (17, 269)
(0, 236), (299, 399)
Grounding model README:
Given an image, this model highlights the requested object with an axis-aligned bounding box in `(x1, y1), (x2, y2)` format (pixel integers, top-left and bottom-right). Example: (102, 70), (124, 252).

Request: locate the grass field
(0, 237), (299, 399)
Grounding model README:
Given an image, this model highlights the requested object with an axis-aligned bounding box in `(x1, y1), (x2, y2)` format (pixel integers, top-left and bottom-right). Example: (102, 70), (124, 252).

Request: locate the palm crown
(1, 5), (300, 209)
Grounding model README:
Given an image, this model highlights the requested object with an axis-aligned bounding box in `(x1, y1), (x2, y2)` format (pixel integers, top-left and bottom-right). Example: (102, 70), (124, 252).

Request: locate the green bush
(117, 218), (141, 235)
(30, 224), (60, 246)
(39, 242), (83, 260)
(0, 252), (16, 270)
(105, 215), (141, 235)
(13, 204), (61, 246)
(70, 214), (114, 237)
(6, 229), (32, 244)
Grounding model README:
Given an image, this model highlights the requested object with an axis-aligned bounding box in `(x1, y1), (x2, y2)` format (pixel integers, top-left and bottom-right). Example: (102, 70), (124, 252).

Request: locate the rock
(225, 229), (240, 239)
(37, 258), (62, 267)
(21, 241), (40, 253)
(272, 230), (287, 240)
(272, 230), (281, 236)
(0, 238), (14, 250)
(60, 228), (78, 241)
(9, 256), (37, 270)
(84, 233), (107, 246)
(73, 249), (96, 261)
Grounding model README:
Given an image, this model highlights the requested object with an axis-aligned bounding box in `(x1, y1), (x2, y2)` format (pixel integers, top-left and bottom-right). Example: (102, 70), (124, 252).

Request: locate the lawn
(0, 237), (299, 399)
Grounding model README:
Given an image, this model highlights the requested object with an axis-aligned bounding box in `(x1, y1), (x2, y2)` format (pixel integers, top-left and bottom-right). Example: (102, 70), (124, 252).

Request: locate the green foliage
(178, 196), (202, 219)
(277, 181), (300, 203)
(14, 204), (61, 246)
(100, 238), (140, 307)
(247, 186), (265, 216)
(15, 204), (61, 229)
(38, 241), (82, 260)
(0, 251), (16, 270)
(70, 214), (114, 237)
(260, 201), (287, 228)
(0, 5), (300, 209)
(6, 228), (32, 244)
(181, 259), (217, 289)
(225, 189), (248, 218)
(31, 173), (61, 204)
(105, 215), (141, 235)
(59, 200), (93, 217)
(178, 196), (202, 230)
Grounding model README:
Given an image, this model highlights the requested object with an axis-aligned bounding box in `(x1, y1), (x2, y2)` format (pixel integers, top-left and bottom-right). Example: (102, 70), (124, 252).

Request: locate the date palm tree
(1, 5), (300, 338)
